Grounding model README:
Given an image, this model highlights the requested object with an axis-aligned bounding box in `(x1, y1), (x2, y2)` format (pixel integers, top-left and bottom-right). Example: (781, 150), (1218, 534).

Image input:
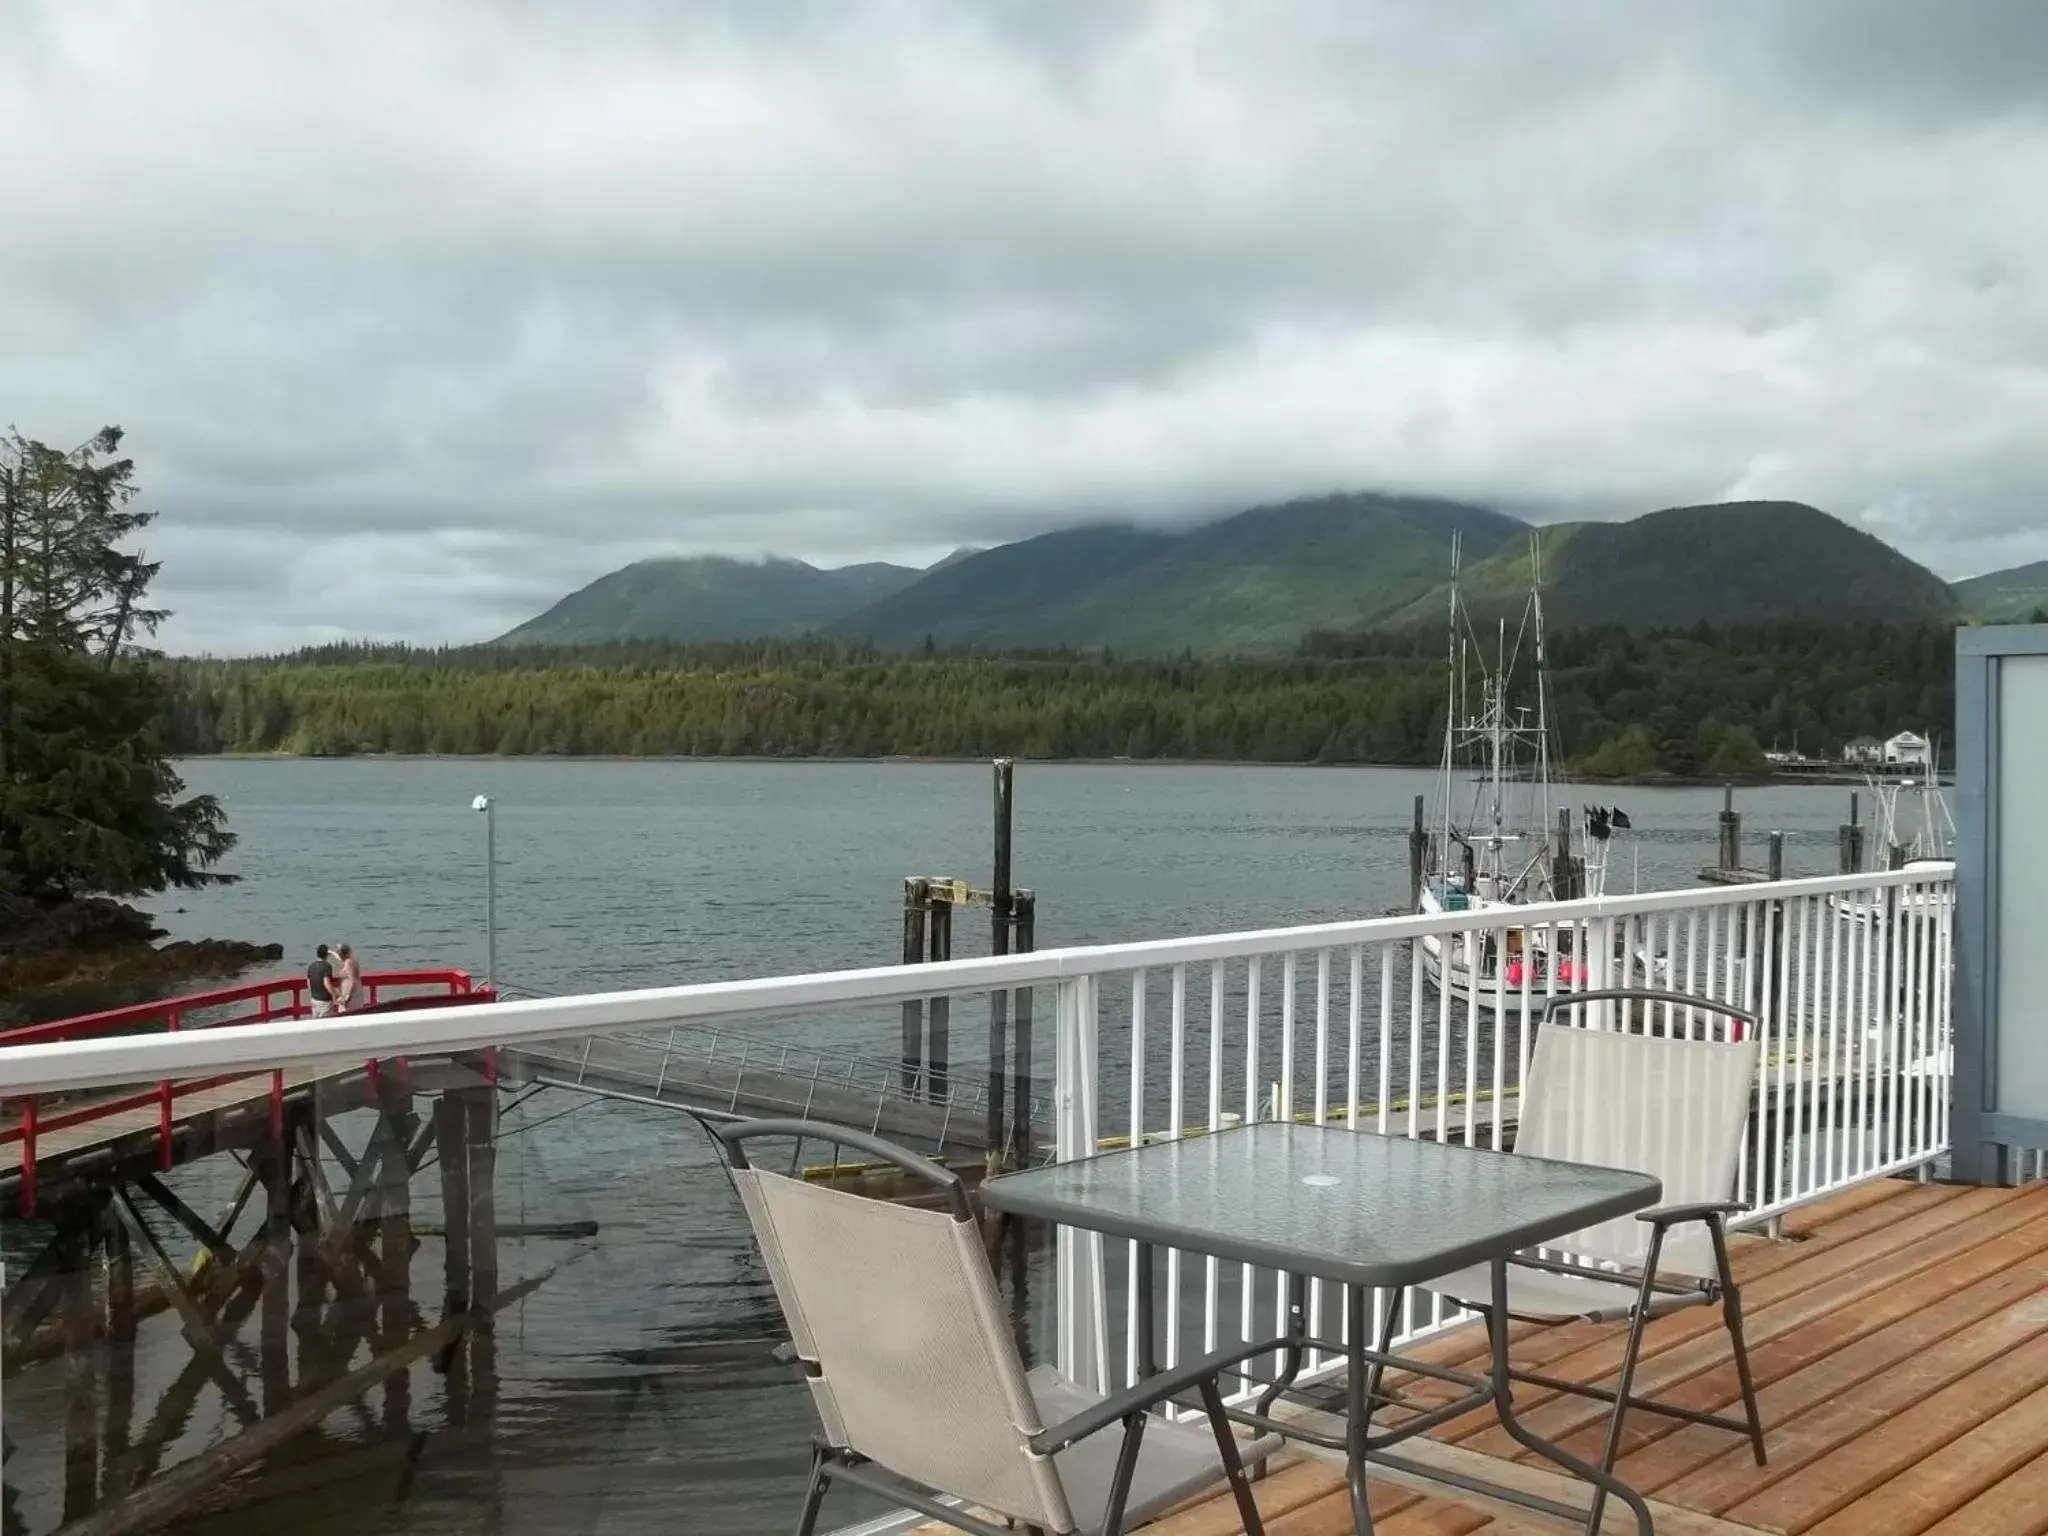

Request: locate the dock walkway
(1073, 1177), (2048, 1536)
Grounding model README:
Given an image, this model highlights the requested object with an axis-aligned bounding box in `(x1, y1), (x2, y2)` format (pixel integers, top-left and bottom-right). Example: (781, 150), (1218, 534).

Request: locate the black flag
(1611, 807), (1632, 830)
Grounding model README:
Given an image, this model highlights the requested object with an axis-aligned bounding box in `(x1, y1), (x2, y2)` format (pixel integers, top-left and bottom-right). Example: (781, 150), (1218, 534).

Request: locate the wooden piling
(1717, 784), (1742, 874)
(378, 1078), (416, 1439)
(989, 759), (1014, 1165)
(926, 892), (952, 1096)
(432, 1095), (471, 1315)
(102, 1202), (138, 1489)
(900, 877), (928, 1093)
(60, 1211), (101, 1523)
(1409, 795), (1428, 909)
(1839, 790), (1865, 874)
(257, 1137), (292, 1416)
(463, 1079), (501, 1428)
(464, 1084), (499, 1325)
(1011, 892), (1037, 1165)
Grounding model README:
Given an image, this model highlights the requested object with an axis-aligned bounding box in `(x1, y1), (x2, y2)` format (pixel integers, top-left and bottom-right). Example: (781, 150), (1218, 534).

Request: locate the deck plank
(1916, 1449), (2048, 1536)
(1436, 1184), (2046, 1455)
(1603, 1213), (2048, 1489)
(1392, 1182), (1977, 1415)
(1130, 1184), (2048, 1536)
(1143, 1461), (1350, 1536)
(1658, 1275), (2048, 1516)
(1718, 1326), (2048, 1531)
(1803, 1379), (2048, 1536)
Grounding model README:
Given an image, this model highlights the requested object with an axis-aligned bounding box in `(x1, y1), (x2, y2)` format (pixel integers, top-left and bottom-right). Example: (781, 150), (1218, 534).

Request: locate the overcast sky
(4, 1), (2046, 654)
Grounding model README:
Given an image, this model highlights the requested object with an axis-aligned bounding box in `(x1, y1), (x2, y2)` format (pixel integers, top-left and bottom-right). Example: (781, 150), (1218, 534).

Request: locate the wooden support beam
(464, 1088), (498, 1329)
(61, 1213), (101, 1524)
(129, 1173), (237, 1270)
(405, 1118), (437, 1174)
(109, 1265), (267, 1495)
(185, 1165), (261, 1304)
(433, 1095), (471, 1315)
(111, 1192), (262, 1428)
(316, 1116), (360, 1183)
(102, 1201), (139, 1495)
(294, 1124), (339, 1230)
(62, 1271), (551, 1536)
(258, 1139), (293, 1416)
(2, 1231), (67, 1369)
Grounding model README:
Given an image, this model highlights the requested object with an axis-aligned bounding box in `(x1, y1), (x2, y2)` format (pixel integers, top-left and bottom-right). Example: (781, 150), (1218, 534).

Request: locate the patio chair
(702, 1115), (1282, 1536)
(1413, 989), (1769, 1524)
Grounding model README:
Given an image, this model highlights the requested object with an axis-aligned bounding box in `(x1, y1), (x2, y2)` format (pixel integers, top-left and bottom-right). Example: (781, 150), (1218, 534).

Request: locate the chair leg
(1585, 1228), (1664, 1536)
(1199, 1377), (1266, 1536)
(1710, 1216), (1769, 1466)
(795, 1442), (832, 1536)
(1098, 1413), (1148, 1536)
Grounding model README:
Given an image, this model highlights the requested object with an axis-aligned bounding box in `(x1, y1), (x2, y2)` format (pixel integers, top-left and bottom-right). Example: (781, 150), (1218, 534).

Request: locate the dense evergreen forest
(154, 621), (1955, 778)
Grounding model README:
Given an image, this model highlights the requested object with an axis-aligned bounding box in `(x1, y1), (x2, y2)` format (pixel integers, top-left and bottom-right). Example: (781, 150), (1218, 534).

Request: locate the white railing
(0, 866), (1954, 1404)
(1038, 864), (1955, 1402)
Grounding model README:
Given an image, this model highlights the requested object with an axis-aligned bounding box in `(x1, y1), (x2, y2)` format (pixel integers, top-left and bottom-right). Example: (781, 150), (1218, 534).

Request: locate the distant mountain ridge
(498, 495), (1976, 654)
(1377, 502), (1958, 631)
(1956, 559), (2048, 623)
(830, 493), (1524, 653)
(496, 555), (920, 646)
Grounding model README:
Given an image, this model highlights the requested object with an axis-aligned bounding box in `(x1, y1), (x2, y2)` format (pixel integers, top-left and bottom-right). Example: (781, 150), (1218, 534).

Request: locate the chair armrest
(1636, 1200), (1747, 1228)
(1029, 1338), (1277, 1454)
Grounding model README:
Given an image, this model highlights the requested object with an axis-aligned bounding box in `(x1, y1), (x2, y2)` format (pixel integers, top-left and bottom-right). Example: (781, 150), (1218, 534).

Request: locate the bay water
(6, 760), (1867, 1534)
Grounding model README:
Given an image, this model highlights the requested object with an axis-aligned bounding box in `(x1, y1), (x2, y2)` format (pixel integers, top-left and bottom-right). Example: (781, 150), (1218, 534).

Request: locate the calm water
(6, 760), (1868, 1535)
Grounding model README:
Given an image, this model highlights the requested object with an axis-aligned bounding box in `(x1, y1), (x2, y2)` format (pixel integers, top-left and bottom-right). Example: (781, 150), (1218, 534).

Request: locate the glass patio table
(980, 1122), (1663, 1535)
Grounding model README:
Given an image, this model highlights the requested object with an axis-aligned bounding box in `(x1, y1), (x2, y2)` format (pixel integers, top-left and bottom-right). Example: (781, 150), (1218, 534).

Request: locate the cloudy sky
(4, 1), (2046, 653)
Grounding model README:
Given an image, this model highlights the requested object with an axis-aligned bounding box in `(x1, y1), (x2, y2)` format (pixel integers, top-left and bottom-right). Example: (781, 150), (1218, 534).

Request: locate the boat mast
(1437, 532), (1462, 892)
(1530, 531), (1553, 844)
(1490, 617), (1507, 882)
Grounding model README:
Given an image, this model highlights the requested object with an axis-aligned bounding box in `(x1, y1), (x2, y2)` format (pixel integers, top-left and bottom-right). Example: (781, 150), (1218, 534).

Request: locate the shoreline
(171, 751), (1897, 789)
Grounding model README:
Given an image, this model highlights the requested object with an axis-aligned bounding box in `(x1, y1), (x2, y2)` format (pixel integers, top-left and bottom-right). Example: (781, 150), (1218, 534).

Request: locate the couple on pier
(306, 942), (361, 1017)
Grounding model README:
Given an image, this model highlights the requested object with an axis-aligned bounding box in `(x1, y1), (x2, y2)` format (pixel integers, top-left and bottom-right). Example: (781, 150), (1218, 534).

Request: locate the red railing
(1, 968), (495, 1216)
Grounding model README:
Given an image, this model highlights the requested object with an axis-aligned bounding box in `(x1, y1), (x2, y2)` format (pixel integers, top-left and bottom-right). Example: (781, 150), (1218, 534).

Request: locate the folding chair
(1414, 989), (1770, 1529)
(703, 1116), (1283, 1536)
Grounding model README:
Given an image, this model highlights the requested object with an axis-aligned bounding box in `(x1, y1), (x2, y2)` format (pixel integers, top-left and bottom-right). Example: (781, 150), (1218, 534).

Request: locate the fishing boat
(1829, 751), (1954, 931)
(1414, 536), (1644, 1010)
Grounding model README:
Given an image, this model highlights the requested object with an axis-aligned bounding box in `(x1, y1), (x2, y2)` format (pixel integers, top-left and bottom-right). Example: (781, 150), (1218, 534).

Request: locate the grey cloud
(2, 0), (2046, 651)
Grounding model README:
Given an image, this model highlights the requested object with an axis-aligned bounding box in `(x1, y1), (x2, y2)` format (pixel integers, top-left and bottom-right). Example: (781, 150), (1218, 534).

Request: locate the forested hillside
(830, 493), (1523, 653)
(157, 621), (1954, 777)
(498, 555), (921, 645)
(1376, 503), (1958, 630)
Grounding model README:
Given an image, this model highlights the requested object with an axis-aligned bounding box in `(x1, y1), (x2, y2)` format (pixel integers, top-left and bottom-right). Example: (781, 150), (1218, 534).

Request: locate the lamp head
(472, 795), (492, 813)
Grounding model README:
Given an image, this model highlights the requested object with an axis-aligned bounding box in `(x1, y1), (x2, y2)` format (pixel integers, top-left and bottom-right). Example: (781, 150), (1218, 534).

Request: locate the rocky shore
(0, 893), (282, 1024)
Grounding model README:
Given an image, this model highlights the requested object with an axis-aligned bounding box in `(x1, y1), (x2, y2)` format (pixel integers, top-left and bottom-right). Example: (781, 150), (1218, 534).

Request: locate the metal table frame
(982, 1125), (1663, 1536)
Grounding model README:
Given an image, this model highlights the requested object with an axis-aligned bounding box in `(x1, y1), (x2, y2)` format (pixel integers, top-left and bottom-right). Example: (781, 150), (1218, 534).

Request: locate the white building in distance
(1883, 730), (1932, 766)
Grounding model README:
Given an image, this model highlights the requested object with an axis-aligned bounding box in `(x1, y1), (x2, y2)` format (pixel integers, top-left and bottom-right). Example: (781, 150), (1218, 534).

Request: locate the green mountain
(831, 493), (1527, 654)
(497, 556), (921, 645)
(496, 495), (1965, 654)
(1377, 501), (1958, 631)
(1956, 560), (2048, 623)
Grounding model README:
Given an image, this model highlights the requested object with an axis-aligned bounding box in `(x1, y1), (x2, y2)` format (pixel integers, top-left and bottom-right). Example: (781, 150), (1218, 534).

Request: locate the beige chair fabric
(1425, 1019), (1761, 1318)
(736, 1165), (1074, 1532)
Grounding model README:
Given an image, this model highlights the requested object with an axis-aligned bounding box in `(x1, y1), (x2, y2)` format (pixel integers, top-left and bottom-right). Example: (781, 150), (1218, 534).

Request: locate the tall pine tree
(0, 428), (233, 914)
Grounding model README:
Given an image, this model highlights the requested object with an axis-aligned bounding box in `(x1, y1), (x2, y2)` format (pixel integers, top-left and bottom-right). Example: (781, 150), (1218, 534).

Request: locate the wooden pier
(0, 973), (553, 1536)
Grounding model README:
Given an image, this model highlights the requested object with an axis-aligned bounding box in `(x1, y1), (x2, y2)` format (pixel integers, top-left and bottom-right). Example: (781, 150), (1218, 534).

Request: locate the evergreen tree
(0, 428), (234, 909)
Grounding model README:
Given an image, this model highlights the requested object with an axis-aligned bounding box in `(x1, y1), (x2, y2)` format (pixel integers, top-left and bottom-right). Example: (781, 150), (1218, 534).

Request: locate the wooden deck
(1129, 1177), (2048, 1535)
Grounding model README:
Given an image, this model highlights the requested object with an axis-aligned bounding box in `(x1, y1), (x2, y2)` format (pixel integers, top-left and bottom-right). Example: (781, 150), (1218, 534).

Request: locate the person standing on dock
(307, 942), (337, 1017)
(335, 943), (362, 1011)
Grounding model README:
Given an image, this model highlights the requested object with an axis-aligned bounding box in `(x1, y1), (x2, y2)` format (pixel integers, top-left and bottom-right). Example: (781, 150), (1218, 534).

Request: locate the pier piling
(1409, 795), (1428, 909)
(989, 760), (1015, 1164)
(1839, 791), (1865, 874)
(1717, 784), (1743, 874)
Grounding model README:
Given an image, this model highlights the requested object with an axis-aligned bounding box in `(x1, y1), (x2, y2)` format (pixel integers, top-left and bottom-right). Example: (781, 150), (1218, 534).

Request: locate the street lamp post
(472, 794), (496, 990)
